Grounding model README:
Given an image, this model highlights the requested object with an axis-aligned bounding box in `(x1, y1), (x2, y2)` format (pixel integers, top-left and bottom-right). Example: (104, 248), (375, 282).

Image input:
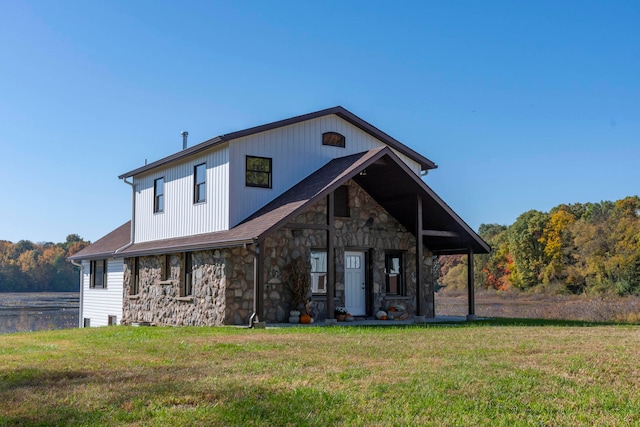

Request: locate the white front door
(344, 251), (366, 316)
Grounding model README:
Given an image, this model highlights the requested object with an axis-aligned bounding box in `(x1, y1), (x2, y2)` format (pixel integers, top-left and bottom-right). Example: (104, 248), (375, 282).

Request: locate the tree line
(0, 234), (90, 292)
(439, 196), (640, 296)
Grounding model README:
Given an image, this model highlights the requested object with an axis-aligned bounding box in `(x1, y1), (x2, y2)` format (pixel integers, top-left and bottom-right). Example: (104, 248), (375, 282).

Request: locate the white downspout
(70, 259), (84, 328)
(115, 177), (135, 253)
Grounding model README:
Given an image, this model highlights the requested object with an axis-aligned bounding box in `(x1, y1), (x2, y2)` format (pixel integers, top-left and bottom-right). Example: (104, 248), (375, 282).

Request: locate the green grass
(1, 321), (639, 426)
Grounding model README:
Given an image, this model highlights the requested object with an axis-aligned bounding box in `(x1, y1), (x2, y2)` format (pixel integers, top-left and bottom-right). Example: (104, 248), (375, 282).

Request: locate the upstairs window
(154, 177), (164, 213)
(90, 259), (107, 289)
(334, 185), (350, 217)
(310, 250), (327, 294)
(194, 163), (206, 203)
(385, 253), (405, 295)
(246, 156), (272, 188)
(322, 132), (345, 148)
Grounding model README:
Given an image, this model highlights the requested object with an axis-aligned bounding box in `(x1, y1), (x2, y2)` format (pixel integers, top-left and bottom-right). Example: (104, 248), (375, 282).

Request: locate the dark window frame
(322, 132), (346, 148)
(334, 185), (350, 217)
(385, 252), (405, 295)
(194, 163), (206, 204)
(181, 252), (193, 297)
(246, 155), (272, 188)
(90, 259), (107, 289)
(130, 257), (140, 295)
(154, 177), (165, 213)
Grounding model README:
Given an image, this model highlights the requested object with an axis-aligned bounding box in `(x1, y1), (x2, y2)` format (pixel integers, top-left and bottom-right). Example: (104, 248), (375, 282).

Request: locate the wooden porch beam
(421, 230), (460, 238)
(326, 193), (335, 319)
(415, 194), (424, 317)
(283, 223), (329, 230)
(467, 247), (476, 321)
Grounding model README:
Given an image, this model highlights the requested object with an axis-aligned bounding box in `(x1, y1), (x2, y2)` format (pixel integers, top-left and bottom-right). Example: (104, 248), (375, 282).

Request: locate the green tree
(507, 210), (550, 289)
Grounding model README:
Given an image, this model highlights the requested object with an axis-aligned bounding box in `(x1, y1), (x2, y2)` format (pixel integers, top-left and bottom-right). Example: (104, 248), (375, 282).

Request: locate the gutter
(115, 177), (135, 253)
(70, 259), (84, 328)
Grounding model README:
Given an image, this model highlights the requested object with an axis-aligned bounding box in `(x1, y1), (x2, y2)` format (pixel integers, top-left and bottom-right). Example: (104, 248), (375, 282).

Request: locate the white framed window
(310, 250), (327, 294)
(154, 177), (164, 213)
(90, 259), (107, 289)
(194, 163), (206, 203)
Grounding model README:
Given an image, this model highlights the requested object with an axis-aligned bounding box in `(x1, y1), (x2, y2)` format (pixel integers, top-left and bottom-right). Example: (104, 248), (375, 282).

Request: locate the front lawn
(1, 321), (639, 426)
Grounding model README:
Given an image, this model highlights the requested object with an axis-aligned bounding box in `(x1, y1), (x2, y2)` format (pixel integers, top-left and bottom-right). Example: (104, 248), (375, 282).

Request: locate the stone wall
(261, 180), (434, 322)
(122, 251), (228, 326)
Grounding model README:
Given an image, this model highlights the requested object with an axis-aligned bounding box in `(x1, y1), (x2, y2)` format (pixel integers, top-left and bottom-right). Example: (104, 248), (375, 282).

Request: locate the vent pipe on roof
(181, 131), (189, 149)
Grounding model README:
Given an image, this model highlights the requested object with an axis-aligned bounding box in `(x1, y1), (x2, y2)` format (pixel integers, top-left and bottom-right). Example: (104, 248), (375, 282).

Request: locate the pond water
(0, 293), (79, 334)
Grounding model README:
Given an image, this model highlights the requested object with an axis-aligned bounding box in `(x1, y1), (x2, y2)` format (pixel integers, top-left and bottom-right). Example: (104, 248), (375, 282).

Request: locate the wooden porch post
(253, 241), (265, 323)
(415, 194), (425, 319)
(467, 247), (476, 320)
(326, 193), (335, 320)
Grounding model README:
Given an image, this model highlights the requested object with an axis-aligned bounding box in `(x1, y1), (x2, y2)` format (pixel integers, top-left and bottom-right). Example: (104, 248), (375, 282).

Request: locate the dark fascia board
(118, 106), (437, 179)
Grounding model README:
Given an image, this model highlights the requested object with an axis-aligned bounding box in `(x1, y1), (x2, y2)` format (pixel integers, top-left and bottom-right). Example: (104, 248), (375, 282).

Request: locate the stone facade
(121, 179), (434, 326)
(262, 180), (434, 322)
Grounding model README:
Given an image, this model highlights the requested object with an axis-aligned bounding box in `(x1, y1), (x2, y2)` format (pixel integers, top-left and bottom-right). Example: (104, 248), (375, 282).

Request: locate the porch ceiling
(351, 158), (489, 254)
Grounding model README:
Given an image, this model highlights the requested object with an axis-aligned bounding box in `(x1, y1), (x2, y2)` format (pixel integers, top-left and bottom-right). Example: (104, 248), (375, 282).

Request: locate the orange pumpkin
(381, 316), (387, 320)
(300, 314), (312, 324)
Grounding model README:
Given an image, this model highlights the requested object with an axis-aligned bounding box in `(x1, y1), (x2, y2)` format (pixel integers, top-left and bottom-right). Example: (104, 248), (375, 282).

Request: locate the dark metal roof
(119, 106), (437, 179)
(73, 148), (487, 260)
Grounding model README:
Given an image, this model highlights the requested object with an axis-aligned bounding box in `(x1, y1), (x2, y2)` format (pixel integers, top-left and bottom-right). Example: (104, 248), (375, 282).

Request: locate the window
(246, 156), (272, 188)
(310, 250), (327, 294)
(154, 177), (164, 213)
(385, 253), (404, 295)
(130, 257), (140, 295)
(181, 252), (193, 297)
(194, 163), (206, 203)
(322, 132), (345, 148)
(90, 259), (107, 289)
(334, 185), (350, 217)
(162, 254), (171, 281)
(108, 315), (118, 326)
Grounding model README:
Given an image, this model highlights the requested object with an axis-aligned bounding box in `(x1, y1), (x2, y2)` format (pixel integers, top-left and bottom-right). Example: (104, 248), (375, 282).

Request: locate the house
(69, 106), (489, 327)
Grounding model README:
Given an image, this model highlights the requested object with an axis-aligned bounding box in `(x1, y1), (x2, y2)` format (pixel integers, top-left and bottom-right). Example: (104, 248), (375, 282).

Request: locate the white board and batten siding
(133, 146), (230, 243)
(80, 259), (124, 327)
(228, 114), (423, 227)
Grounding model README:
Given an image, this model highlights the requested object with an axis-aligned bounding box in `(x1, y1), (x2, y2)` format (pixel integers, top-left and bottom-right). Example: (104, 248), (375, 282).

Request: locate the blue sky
(1, 0), (638, 244)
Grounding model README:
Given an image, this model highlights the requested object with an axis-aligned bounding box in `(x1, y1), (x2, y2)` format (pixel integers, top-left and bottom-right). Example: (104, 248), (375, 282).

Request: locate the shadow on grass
(331, 317), (624, 330)
(0, 368), (93, 392)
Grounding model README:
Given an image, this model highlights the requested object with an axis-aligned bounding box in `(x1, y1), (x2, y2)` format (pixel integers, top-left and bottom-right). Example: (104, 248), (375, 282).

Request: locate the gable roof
(119, 106), (437, 179)
(71, 147), (488, 261)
